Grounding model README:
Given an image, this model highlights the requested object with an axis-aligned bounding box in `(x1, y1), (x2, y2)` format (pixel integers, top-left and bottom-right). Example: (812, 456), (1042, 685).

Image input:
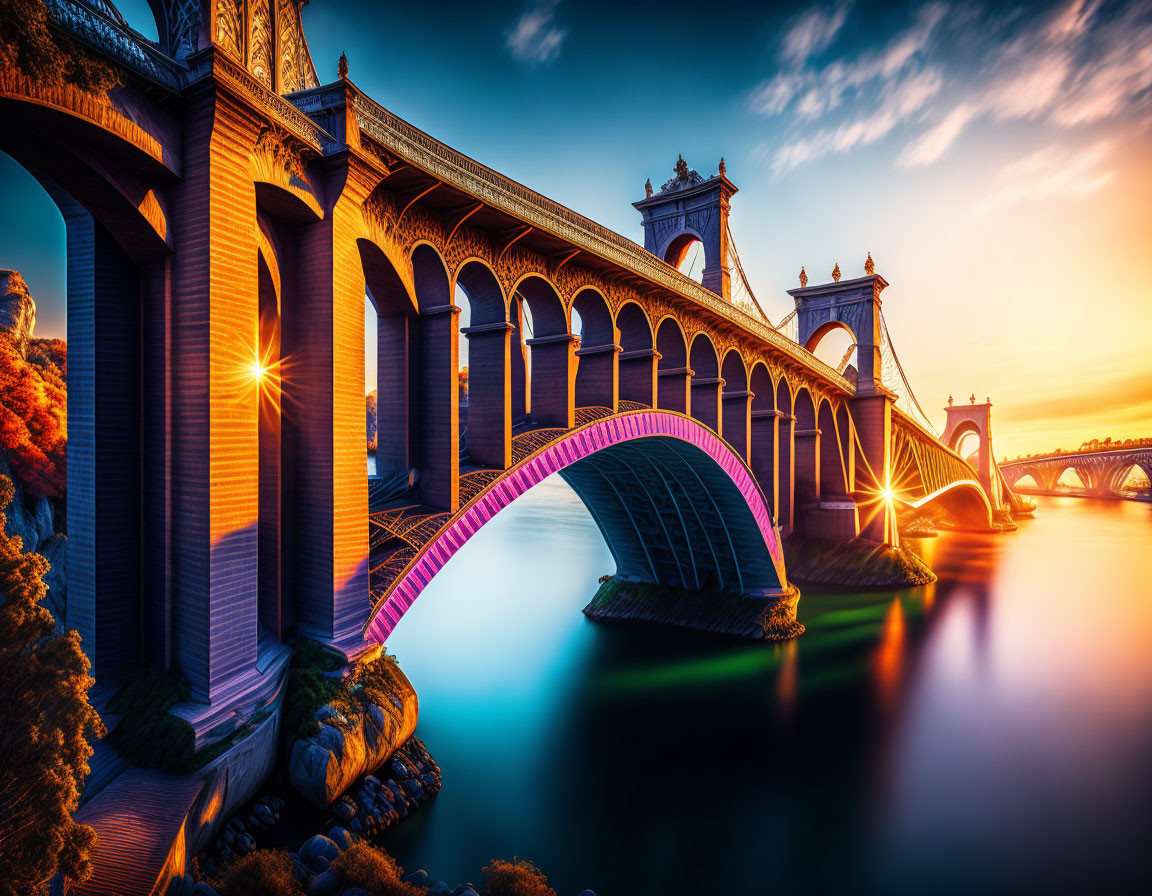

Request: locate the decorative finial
(864, 251), (874, 275)
(644, 178), (652, 198)
(674, 154), (689, 180)
(970, 393), (976, 404)
(986, 396), (991, 405)
(948, 394), (953, 406)
(832, 262), (841, 282)
(799, 266), (808, 288)
(718, 157), (726, 176)
(338, 52), (348, 80)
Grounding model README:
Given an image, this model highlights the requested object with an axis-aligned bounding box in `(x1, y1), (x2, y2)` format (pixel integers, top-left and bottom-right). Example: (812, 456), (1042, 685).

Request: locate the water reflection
(383, 481), (1152, 895)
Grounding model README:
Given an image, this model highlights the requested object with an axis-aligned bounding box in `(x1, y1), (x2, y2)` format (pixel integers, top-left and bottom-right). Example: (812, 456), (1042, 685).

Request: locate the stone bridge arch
(365, 410), (794, 643)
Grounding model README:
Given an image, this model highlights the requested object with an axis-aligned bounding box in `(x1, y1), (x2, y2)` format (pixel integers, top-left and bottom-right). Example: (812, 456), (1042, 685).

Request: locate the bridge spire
(832, 262), (841, 282)
(634, 154), (738, 300)
(338, 52), (349, 80)
(864, 252), (874, 275)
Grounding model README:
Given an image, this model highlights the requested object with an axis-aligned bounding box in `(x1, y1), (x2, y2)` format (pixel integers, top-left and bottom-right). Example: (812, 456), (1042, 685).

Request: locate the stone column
(526, 333), (577, 427)
(414, 305), (460, 510)
(619, 348), (657, 407)
(793, 426), (821, 510)
(657, 365), (691, 414)
(59, 200), (142, 683)
(722, 389), (752, 460)
(574, 342), (618, 410)
(374, 313), (410, 478)
(850, 391), (895, 544)
(690, 375), (723, 432)
(462, 322), (513, 468)
(167, 92), (261, 701)
(776, 413), (795, 534)
(750, 408), (779, 518)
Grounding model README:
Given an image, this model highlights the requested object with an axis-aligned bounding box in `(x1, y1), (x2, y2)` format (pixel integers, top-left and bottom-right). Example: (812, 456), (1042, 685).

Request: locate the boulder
(191, 884), (220, 896)
(427, 882), (452, 896)
(300, 835), (341, 871)
(0, 270), (36, 355)
(310, 871), (340, 896)
(402, 870), (430, 887)
(38, 533), (66, 626)
(287, 663), (419, 808)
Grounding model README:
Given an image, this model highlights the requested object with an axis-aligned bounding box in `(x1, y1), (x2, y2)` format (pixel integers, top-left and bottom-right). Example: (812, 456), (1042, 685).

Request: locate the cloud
(782, 3), (852, 63)
(506, 0), (567, 64)
(898, 0), (1152, 168)
(772, 67), (943, 174)
(971, 141), (1114, 215)
(897, 102), (976, 166)
(755, 0), (1152, 175)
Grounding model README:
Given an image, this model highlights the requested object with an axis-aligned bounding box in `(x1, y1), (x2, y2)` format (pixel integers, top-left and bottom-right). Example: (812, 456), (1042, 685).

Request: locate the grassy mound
(784, 536), (936, 588)
(584, 577), (803, 640)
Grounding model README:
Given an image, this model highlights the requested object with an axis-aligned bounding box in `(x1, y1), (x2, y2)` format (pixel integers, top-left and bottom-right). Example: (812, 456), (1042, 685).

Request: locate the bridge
(1001, 446), (1152, 498)
(0, 1), (1029, 715)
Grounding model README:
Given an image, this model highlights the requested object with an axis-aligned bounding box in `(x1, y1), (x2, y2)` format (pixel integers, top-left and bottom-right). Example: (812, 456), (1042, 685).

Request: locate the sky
(1, 0), (1149, 458)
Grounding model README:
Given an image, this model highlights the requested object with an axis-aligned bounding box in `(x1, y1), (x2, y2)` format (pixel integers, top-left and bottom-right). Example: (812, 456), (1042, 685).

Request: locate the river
(378, 479), (1152, 895)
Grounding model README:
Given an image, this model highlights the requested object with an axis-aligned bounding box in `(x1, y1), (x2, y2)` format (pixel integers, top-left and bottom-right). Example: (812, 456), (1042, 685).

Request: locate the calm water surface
(380, 480), (1152, 895)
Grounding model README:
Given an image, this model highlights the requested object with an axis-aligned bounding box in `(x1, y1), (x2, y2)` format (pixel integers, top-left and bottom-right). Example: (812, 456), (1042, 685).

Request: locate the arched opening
(1116, 464), (1151, 495)
(720, 350), (750, 459)
(0, 141), (159, 681)
(664, 232), (706, 283)
(818, 399), (847, 497)
(793, 387), (819, 505)
(456, 259), (508, 469)
(689, 333), (720, 431)
(571, 288), (616, 410)
(954, 430), (981, 466)
(1057, 467), (1087, 490)
(775, 377), (794, 530)
(256, 244), (285, 640)
(1014, 473), (1040, 489)
(804, 321), (857, 379)
(749, 363), (777, 515)
(616, 302), (655, 407)
(515, 275), (573, 428)
(655, 318), (689, 413)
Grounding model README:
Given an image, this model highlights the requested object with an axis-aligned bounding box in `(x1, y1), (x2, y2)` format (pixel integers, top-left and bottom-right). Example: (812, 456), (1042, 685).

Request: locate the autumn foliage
(0, 332), (67, 498)
(482, 858), (558, 896)
(0, 476), (104, 892)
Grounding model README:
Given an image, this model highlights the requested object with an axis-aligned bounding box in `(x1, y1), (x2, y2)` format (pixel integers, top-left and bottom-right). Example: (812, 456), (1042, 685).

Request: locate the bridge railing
(348, 92), (853, 394)
(47, 0), (185, 91)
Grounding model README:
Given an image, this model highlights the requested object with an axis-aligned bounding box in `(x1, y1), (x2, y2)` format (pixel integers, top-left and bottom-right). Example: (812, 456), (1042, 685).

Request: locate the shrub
(106, 666), (198, 773)
(0, 476), (105, 891)
(207, 849), (305, 896)
(329, 842), (426, 896)
(0, 0), (119, 93)
(482, 858), (557, 896)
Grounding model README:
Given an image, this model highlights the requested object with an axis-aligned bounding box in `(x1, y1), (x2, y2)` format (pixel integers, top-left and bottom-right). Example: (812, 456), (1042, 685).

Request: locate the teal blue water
(380, 480), (1152, 895)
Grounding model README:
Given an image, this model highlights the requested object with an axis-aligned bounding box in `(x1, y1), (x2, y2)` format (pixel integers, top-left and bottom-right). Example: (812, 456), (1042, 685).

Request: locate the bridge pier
(749, 408), (779, 519)
(691, 376), (722, 432)
(461, 322), (513, 467)
(851, 390), (896, 544)
(722, 389), (752, 460)
(574, 342), (619, 410)
(59, 197), (143, 683)
(525, 333), (577, 427)
(619, 347), (658, 407)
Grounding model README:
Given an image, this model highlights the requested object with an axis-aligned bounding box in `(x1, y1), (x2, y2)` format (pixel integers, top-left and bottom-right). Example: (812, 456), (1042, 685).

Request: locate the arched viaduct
(0, 0), (1019, 718)
(1001, 448), (1152, 498)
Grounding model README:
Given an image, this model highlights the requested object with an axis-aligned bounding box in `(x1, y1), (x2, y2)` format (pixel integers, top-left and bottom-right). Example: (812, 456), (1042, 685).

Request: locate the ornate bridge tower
(789, 264), (886, 394)
(942, 397), (1002, 504)
(788, 263), (894, 543)
(633, 156), (737, 300)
